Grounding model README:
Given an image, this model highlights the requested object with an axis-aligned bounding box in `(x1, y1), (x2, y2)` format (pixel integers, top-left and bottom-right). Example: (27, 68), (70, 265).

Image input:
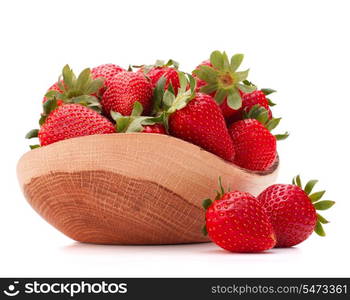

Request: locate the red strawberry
(142, 124), (165, 134)
(153, 72), (235, 162)
(101, 71), (153, 117)
(37, 103), (115, 146)
(203, 179), (276, 253)
(91, 64), (125, 95)
(225, 89), (275, 124)
(111, 101), (166, 135)
(169, 93), (235, 162)
(258, 176), (335, 247)
(42, 65), (104, 113)
(243, 90), (273, 117)
(229, 120), (276, 171)
(192, 51), (256, 119)
(228, 105), (288, 171)
(138, 60), (180, 94)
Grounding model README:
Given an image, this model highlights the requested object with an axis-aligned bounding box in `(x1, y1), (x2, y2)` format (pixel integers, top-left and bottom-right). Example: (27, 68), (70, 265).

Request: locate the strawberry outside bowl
(16, 133), (279, 245)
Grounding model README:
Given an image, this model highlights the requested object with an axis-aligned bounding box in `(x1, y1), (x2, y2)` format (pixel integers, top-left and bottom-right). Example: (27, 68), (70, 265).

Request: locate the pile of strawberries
(26, 51), (287, 172)
(26, 50), (334, 252)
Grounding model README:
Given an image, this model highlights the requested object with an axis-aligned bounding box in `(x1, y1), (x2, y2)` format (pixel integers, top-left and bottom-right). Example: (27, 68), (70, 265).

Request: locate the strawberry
(258, 175), (335, 247)
(42, 82), (63, 104)
(138, 59), (180, 94)
(42, 65), (104, 113)
(193, 63), (274, 123)
(111, 101), (166, 134)
(192, 51), (256, 118)
(28, 101), (115, 146)
(192, 60), (212, 92)
(153, 72), (235, 162)
(142, 124), (165, 134)
(101, 71), (153, 117)
(228, 105), (288, 171)
(169, 92), (236, 161)
(202, 178), (276, 253)
(169, 93), (235, 161)
(91, 64), (125, 96)
(225, 87), (276, 124)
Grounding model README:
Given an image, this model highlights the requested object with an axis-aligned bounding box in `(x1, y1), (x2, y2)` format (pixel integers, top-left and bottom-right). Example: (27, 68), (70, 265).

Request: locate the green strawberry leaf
(295, 175), (302, 188)
(62, 65), (75, 90)
(309, 190), (326, 202)
(125, 117), (150, 133)
(275, 132), (289, 140)
(222, 51), (231, 71)
(131, 101), (143, 117)
(200, 83), (218, 94)
(45, 90), (61, 100)
(304, 179), (318, 195)
(116, 117), (132, 133)
(313, 200), (335, 210)
(188, 73), (197, 93)
(227, 89), (242, 110)
(202, 198), (213, 210)
(267, 98), (276, 106)
(29, 144), (40, 150)
(152, 76), (167, 114)
(237, 83), (256, 93)
(178, 71), (188, 94)
(314, 221), (326, 236)
(86, 78), (104, 94)
(165, 59), (179, 69)
(266, 117), (281, 131)
(193, 65), (219, 83)
(57, 79), (65, 92)
(76, 68), (91, 91)
(242, 80), (256, 87)
(163, 90), (176, 108)
(230, 53), (244, 72)
(261, 88), (276, 95)
(256, 109), (269, 125)
(25, 129), (39, 139)
(167, 82), (175, 95)
(234, 69), (249, 82)
(43, 98), (58, 116)
(210, 50), (224, 70)
(39, 115), (46, 126)
(154, 59), (165, 67)
(214, 88), (228, 104)
(110, 110), (123, 121)
(317, 213), (329, 224)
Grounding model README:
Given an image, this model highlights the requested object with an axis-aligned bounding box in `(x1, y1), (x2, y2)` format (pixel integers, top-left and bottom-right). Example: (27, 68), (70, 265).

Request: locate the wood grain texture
(17, 133), (279, 244)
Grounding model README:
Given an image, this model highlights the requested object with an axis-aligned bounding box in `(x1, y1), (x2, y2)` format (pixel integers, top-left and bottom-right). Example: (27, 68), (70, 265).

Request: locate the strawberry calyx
(193, 51), (256, 110)
(152, 71), (196, 132)
(292, 175), (335, 237)
(134, 59), (179, 74)
(111, 101), (163, 133)
(45, 65), (103, 113)
(243, 105), (289, 140)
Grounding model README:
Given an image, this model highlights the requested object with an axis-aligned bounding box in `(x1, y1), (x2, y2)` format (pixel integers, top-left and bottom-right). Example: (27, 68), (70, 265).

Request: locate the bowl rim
(20, 132), (279, 176)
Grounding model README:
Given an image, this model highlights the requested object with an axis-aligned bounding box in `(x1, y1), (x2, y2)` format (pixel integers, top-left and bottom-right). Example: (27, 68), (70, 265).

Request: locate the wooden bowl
(17, 133), (279, 245)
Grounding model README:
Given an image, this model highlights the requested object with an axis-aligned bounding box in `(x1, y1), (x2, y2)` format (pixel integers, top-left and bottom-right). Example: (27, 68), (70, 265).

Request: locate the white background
(0, 0), (349, 277)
